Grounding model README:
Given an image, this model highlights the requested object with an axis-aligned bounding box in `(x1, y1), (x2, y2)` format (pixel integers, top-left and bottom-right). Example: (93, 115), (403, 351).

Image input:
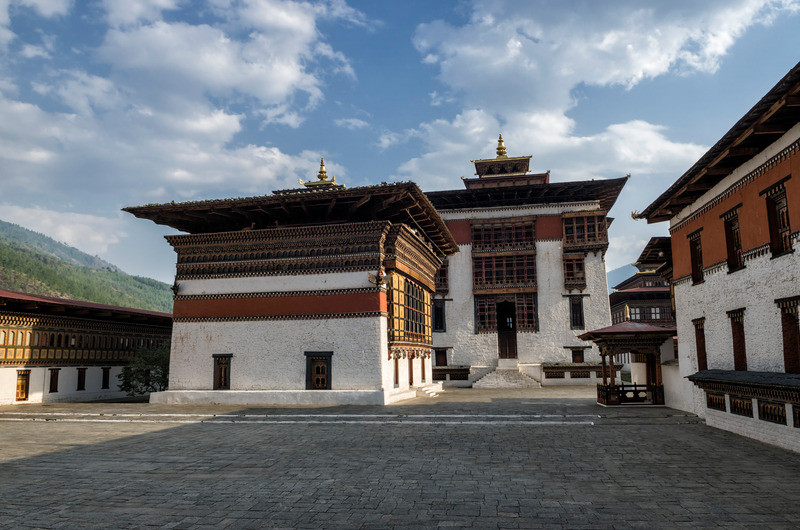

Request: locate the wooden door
(16, 370), (30, 401)
(310, 357), (329, 390)
(497, 301), (517, 359)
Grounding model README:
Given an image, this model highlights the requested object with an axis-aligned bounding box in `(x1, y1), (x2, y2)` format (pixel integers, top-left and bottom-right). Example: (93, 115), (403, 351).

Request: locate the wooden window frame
(471, 220), (535, 250)
(76, 367), (87, 391)
(688, 230), (704, 284)
(692, 318), (707, 371)
(101, 367), (111, 390)
(727, 309), (747, 371)
(563, 215), (607, 246)
(472, 254), (536, 288)
(721, 206), (744, 272)
(434, 348), (448, 367)
(433, 299), (446, 333)
(213, 354), (232, 390)
(49, 368), (60, 393)
(563, 255), (586, 288)
(16, 370), (30, 401)
(776, 297), (800, 374)
(305, 351), (332, 390)
(569, 296), (585, 330)
(434, 260), (449, 292)
(571, 348), (585, 363)
(388, 274), (432, 345)
(762, 180), (793, 257)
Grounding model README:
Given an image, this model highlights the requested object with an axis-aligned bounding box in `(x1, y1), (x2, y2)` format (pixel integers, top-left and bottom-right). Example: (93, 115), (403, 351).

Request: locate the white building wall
(170, 316), (387, 392)
(433, 203), (611, 372)
(0, 366), (128, 405)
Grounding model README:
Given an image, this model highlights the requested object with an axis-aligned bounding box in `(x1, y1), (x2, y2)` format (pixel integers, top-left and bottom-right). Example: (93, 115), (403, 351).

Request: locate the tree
(118, 343), (170, 396)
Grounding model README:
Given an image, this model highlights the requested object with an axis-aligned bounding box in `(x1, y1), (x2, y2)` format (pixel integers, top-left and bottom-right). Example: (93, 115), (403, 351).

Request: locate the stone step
(472, 369), (540, 389)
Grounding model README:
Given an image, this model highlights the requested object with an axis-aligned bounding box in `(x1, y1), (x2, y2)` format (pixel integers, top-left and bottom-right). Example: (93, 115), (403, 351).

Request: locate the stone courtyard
(1, 387), (799, 528)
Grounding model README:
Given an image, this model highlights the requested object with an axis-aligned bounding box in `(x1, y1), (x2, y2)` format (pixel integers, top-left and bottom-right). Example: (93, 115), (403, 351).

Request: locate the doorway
(16, 370), (30, 401)
(496, 301), (517, 359)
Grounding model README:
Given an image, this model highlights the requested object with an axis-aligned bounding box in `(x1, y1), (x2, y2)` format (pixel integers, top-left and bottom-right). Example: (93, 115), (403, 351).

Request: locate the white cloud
(0, 205), (125, 255)
(335, 117), (368, 130)
(101, 0), (181, 27)
(20, 43), (49, 58)
(15, 0), (71, 17)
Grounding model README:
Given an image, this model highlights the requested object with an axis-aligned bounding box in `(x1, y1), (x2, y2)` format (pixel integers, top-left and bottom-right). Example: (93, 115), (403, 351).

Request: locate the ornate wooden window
(563, 215), (607, 246)
(472, 254), (536, 288)
(434, 260), (449, 292)
(758, 400), (787, 425)
(16, 370), (30, 401)
(727, 308), (747, 371)
(721, 206), (744, 271)
(776, 296), (800, 374)
(472, 220), (535, 250)
(569, 296), (584, 330)
(77, 367), (87, 391)
(730, 395), (753, 417)
(388, 275), (432, 345)
(688, 230), (703, 283)
(49, 368), (59, 393)
(706, 392), (726, 411)
(213, 354), (232, 390)
(763, 181), (792, 256)
(629, 307), (641, 320)
(476, 294), (537, 333)
(692, 318), (707, 371)
(563, 255), (585, 289)
(305, 352), (332, 390)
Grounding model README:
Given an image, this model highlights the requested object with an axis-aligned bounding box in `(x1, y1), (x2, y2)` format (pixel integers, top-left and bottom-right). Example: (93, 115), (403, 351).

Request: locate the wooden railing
(597, 384), (664, 405)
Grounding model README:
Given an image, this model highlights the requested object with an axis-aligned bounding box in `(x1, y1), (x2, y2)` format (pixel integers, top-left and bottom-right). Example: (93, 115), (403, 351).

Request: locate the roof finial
(299, 157), (343, 188)
(496, 134), (507, 158)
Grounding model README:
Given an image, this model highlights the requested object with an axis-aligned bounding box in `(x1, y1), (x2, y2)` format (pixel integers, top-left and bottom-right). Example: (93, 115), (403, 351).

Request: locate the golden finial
(299, 157), (342, 188)
(496, 134), (507, 158)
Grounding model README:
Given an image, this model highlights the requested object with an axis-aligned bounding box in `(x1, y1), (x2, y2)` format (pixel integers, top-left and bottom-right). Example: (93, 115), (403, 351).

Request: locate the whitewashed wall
(170, 316), (387, 391)
(0, 366), (127, 405)
(433, 202), (611, 371)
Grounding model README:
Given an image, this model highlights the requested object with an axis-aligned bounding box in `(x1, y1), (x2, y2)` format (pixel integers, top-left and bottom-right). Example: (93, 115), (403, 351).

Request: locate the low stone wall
(521, 363), (621, 386)
(150, 388), (420, 406)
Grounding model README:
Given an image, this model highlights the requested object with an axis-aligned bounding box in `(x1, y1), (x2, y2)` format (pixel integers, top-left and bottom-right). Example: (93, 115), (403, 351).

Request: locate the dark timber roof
(426, 176), (629, 212)
(124, 182), (459, 256)
(639, 60), (800, 223)
(0, 289), (172, 325)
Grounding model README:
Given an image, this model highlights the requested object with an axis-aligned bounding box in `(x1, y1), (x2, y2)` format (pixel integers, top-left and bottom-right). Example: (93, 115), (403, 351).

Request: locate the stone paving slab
(1, 387), (799, 528)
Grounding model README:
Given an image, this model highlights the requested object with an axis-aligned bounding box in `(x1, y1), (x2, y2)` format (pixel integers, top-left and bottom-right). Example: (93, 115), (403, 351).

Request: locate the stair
(472, 369), (540, 389)
(416, 383), (443, 398)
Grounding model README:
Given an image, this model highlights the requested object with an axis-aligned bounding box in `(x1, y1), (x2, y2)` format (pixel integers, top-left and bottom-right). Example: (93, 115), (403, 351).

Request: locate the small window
(722, 208), (744, 271)
(101, 367), (111, 389)
(693, 318), (707, 371)
(569, 296), (584, 330)
(305, 352), (332, 390)
(776, 298), (800, 374)
(765, 183), (792, 256)
(433, 299), (446, 332)
(49, 368), (60, 393)
(629, 307), (641, 320)
(571, 349), (584, 363)
(727, 309), (747, 371)
(213, 354), (232, 390)
(434, 348), (448, 367)
(77, 368), (87, 391)
(688, 230), (703, 283)
(435, 260), (449, 292)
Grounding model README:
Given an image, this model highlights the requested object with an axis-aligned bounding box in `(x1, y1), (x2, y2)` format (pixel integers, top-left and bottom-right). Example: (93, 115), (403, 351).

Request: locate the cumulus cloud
(101, 0), (181, 27)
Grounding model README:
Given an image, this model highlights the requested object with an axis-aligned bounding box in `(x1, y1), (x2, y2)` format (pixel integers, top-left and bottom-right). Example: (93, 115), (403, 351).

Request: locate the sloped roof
(0, 289), (172, 325)
(639, 60), (800, 223)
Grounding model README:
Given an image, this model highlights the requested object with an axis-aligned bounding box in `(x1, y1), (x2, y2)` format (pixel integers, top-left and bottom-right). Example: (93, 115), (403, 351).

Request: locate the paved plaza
(1, 387), (799, 529)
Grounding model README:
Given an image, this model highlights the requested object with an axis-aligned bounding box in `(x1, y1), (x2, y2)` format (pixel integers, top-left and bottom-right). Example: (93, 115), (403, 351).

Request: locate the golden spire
(496, 134), (507, 158)
(299, 157), (342, 188)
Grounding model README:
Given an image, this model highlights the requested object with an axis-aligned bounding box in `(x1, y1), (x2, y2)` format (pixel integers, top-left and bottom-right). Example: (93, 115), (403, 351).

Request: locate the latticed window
(765, 185), (791, 256)
(472, 220), (535, 250)
(563, 215), (606, 246)
(472, 255), (536, 288)
(388, 274), (432, 345)
(434, 260), (449, 292)
(563, 255), (585, 287)
(688, 230), (703, 283)
(722, 208), (744, 271)
(475, 293), (537, 332)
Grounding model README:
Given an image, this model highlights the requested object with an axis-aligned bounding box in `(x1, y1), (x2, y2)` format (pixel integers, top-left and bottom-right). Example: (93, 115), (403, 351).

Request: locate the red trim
(173, 291), (387, 319)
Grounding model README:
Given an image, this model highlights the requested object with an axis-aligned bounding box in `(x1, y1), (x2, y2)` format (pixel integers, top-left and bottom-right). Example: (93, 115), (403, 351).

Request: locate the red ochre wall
(445, 220), (471, 244)
(444, 215), (564, 243)
(671, 154), (799, 279)
(174, 291), (387, 319)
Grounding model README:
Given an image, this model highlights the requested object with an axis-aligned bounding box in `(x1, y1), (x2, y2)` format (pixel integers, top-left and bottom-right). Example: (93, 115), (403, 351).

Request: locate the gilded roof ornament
(299, 158), (343, 188)
(496, 134), (508, 159)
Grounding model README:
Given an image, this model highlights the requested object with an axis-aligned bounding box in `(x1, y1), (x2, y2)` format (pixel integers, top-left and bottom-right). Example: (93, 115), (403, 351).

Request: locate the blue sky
(1, 0), (799, 283)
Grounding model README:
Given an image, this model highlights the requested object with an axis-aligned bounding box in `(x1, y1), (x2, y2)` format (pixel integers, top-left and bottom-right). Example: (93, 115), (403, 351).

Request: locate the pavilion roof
(609, 287), (670, 306)
(0, 289), (172, 325)
(578, 321), (676, 341)
(426, 175), (629, 212)
(638, 60), (800, 223)
(124, 181), (459, 256)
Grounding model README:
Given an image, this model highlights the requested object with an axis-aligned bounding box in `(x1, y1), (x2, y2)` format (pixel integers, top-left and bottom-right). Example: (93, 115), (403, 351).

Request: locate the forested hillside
(0, 220), (172, 312)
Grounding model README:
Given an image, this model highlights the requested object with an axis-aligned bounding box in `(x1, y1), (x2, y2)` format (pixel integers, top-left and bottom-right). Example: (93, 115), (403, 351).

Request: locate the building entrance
(496, 301), (517, 359)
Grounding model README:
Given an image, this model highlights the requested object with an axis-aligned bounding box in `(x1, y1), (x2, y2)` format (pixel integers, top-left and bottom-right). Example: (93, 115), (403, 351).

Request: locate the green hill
(0, 219), (172, 313)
